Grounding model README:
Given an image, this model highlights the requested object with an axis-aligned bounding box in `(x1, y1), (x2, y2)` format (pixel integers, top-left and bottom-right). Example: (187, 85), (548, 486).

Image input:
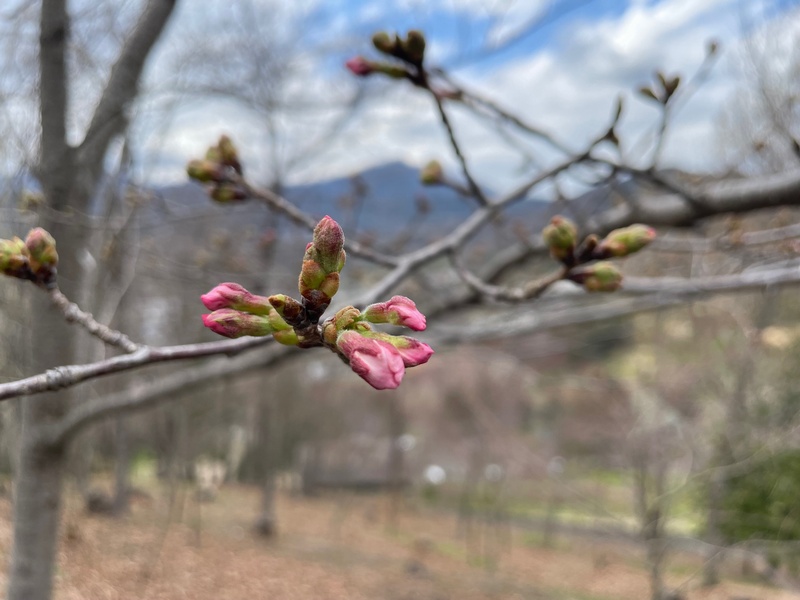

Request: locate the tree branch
(45, 343), (294, 447)
(78, 0), (177, 190)
(0, 336), (273, 402)
(48, 288), (139, 353)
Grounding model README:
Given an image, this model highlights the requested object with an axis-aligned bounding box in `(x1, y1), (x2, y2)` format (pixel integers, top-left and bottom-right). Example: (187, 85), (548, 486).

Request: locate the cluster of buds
(298, 216), (346, 322)
(201, 215), (433, 389)
(541, 216), (656, 292)
(201, 282), (299, 346)
(186, 135), (247, 203)
(0, 227), (59, 288)
(345, 30), (427, 82)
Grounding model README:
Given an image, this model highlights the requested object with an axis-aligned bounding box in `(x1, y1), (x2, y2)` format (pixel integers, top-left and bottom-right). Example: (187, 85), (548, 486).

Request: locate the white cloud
(144, 0), (796, 198)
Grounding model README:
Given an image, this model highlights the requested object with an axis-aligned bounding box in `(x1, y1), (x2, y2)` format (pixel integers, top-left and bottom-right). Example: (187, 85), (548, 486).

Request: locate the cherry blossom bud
(362, 295), (426, 331)
(420, 160), (443, 185)
(0, 237), (29, 278)
(596, 225), (656, 258)
(372, 31), (397, 55)
(201, 282), (271, 315)
(345, 56), (374, 77)
(336, 330), (405, 390)
(568, 261), (623, 292)
(202, 309), (274, 338)
(217, 135), (241, 173)
(360, 331), (434, 367)
(542, 216), (577, 262)
(187, 159), (224, 183)
(332, 305), (362, 332)
(312, 216), (345, 273)
(403, 30), (426, 64)
(24, 228), (58, 285)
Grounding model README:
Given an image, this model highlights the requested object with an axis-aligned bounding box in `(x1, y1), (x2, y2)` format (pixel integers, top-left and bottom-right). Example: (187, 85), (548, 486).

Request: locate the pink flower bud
(336, 330), (405, 390)
(360, 331), (433, 367)
(201, 282), (271, 315)
(345, 56), (374, 77)
(201, 309), (273, 338)
(312, 216), (345, 274)
(362, 295), (427, 331)
(25, 228), (58, 275)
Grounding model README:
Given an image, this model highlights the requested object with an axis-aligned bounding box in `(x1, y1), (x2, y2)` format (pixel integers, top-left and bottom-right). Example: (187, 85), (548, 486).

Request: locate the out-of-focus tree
(5, 5), (800, 600)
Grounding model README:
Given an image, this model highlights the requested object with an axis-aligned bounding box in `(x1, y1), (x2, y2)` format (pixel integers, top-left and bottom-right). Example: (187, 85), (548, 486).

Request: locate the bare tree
(4, 11), (800, 600)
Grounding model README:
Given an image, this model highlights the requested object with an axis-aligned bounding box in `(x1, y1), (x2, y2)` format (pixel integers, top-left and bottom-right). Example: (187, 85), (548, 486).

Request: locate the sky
(120, 0), (800, 192)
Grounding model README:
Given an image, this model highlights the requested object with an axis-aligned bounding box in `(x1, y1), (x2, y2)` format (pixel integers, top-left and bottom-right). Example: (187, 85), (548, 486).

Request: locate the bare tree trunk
(8, 400), (67, 600)
(7, 1), (177, 596)
(113, 417), (131, 515)
(385, 396), (405, 532)
(254, 397), (278, 537)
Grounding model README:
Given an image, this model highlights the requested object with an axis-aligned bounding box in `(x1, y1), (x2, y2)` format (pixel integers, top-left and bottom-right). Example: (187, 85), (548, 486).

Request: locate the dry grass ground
(0, 483), (796, 600)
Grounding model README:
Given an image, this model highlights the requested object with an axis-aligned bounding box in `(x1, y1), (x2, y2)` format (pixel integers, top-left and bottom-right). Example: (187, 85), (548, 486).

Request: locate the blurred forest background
(2, 1), (800, 599)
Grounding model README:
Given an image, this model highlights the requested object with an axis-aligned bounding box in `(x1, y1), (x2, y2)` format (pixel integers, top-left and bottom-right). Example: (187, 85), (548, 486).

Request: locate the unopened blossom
(201, 309), (273, 339)
(597, 225), (656, 258)
(359, 331), (434, 367)
(345, 56), (374, 77)
(362, 296), (426, 331)
(336, 330), (405, 390)
(201, 282), (272, 315)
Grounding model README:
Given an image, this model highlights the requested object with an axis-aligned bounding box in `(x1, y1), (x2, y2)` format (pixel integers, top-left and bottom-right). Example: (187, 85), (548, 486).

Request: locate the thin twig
(48, 288), (140, 353)
(450, 251), (567, 302)
(430, 91), (490, 206)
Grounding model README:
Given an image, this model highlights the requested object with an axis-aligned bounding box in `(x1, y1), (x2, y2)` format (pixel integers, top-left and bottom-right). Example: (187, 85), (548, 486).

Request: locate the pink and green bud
(420, 160), (443, 185)
(596, 225), (656, 258)
(25, 228), (58, 284)
(312, 216), (345, 274)
(362, 295), (427, 331)
(201, 282), (271, 315)
(345, 56), (375, 77)
(568, 261), (623, 292)
(542, 216), (578, 262)
(187, 159), (224, 183)
(202, 309), (274, 338)
(359, 330), (434, 367)
(336, 330), (405, 390)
